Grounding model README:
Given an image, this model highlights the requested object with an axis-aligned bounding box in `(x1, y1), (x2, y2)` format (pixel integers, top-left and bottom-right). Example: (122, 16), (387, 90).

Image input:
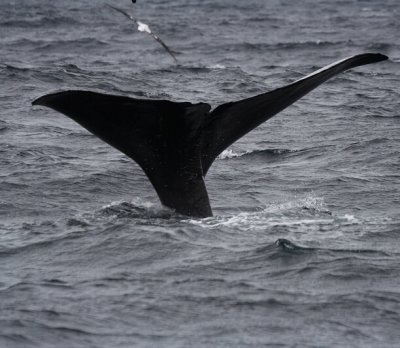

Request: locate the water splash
(98, 198), (174, 219)
(217, 148), (299, 160)
(188, 194), (333, 231)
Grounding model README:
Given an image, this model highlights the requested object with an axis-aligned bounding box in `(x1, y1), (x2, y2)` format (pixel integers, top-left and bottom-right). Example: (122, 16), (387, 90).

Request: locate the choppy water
(1, 0), (400, 347)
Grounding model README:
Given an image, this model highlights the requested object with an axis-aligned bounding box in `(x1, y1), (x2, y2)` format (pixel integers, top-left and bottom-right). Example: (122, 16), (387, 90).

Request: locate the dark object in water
(32, 53), (388, 217)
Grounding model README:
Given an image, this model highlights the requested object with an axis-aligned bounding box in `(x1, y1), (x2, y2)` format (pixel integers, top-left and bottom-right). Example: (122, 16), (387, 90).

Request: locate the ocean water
(1, 0), (400, 347)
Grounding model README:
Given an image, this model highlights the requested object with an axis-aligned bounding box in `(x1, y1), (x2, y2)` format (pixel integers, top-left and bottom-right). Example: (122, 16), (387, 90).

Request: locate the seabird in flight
(106, 4), (178, 63)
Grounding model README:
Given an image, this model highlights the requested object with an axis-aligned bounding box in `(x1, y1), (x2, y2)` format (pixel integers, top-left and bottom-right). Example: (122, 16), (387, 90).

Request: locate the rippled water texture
(1, 0), (400, 347)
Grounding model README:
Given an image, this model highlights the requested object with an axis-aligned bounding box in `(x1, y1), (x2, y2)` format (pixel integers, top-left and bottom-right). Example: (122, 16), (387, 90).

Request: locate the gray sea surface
(1, 0), (400, 347)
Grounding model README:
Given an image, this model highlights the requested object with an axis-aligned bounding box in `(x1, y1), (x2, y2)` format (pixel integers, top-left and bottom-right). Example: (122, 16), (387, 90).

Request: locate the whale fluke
(33, 53), (387, 217)
(200, 53), (387, 173)
(33, 92), (213, 217)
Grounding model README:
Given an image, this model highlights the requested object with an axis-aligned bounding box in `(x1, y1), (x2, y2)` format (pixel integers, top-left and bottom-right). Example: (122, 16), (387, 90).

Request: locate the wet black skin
(33, 53), (387, 217)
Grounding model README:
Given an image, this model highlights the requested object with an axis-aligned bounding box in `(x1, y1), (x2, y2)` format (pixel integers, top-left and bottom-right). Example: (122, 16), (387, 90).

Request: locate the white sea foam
(340, 214), (360, 225)
(208, 64), (226, 69)
(188, 194), (333, 231)
(99, 198), (173, 218)
(217, 149), (248, 159)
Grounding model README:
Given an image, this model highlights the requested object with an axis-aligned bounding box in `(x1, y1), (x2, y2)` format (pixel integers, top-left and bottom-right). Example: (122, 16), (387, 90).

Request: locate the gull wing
(107, 4), (177, 62)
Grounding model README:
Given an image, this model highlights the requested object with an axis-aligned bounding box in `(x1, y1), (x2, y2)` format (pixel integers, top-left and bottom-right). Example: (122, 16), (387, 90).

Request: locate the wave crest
(217, 148), (299, 160)
(98, 199), (174, 219)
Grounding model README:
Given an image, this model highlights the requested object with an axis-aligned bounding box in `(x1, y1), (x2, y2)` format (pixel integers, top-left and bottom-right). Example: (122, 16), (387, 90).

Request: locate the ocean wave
(0, 230), (79, 257)
(272, 238), (390, 257)
(97, 199), (175, 219)
(1, 15), (80, 28)
(220, 40), (348, 53)
(208, 64), (226, 70)
(342, 137), (390, 152)
(188, 195), (333, 231)
(273, 238), (312, 251)
(0, 333), (33, 347)
(3, 37), (108, 51)
(217, 149), (247, 159)
(217, 148), (299, 160)
(38, 38), (108, 51)
(0, 63), (33, 73)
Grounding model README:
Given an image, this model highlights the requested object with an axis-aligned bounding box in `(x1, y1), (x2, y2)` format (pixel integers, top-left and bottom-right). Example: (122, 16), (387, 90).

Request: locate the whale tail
(32, 53), (387, 217)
